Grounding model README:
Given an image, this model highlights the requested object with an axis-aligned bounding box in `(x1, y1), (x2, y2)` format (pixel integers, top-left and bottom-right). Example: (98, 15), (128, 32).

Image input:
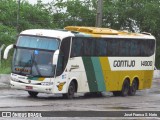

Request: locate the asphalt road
(0, 75), (160, 120)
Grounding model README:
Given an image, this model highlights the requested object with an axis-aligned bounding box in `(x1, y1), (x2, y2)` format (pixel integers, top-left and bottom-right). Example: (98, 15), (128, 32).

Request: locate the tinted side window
(96, 38), (107, 56)
(140, 39), (155, 56)
(130, 40), (139, 56)
(84, 38), (95, 56)
(70, 37), (155, 57)
(108, 39), (119, 56)
(71, 37), (83, 57)
(56, 37), (71, 76)
(149, 40), (155, 55)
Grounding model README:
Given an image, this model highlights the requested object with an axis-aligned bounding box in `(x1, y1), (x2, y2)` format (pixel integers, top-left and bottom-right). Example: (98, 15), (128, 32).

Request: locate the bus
(3, 26), (156, 98)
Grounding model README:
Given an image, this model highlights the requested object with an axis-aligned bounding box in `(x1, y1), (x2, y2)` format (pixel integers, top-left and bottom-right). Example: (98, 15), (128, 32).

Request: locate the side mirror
(53, 50), (59, 65)
(3, 44), (14, 59)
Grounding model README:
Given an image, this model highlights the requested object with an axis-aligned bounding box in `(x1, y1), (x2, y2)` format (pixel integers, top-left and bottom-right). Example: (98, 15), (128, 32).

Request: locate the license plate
(26, 86), (33, 90)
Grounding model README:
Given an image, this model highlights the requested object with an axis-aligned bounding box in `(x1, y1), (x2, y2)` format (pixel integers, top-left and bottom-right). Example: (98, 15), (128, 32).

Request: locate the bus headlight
(11, 77), (19, 82)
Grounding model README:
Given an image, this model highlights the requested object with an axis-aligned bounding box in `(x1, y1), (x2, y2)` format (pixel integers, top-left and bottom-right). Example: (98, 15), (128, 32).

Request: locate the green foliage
(0, 0), (17, 27)
(0, 58), (12, 74)
(0, 24), (17, 45)
(0, 0), (160, 74)
(103, 0), (160, 67)
(50, 0), (96, 28)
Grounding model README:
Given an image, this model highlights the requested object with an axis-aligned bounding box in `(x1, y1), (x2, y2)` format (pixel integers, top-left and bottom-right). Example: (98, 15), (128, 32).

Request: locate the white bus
(4, 26), (156, 98)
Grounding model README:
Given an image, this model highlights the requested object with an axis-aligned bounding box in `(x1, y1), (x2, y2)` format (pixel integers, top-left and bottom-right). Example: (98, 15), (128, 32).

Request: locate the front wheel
(63, 82), (75, 99)
(28, 91), (38, 97)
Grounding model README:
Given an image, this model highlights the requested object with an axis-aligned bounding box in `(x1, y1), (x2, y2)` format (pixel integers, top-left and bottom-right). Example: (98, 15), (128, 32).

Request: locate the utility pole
(17, 0), (20, 32)
(96, 0), (103, 27)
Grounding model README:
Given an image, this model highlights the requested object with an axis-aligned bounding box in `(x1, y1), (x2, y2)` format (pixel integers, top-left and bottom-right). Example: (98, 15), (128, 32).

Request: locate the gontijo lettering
(113, 60), (135, 67)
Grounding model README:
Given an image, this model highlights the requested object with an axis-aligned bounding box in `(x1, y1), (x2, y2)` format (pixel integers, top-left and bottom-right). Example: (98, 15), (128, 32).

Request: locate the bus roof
(65, 26), (155, 39)
(20, 27), (155, 40)
(20, 29), (74, 40)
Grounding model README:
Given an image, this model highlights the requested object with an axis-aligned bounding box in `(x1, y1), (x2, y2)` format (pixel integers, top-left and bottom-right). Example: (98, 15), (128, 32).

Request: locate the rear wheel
(128, 79), (138, 96)
(121, 79), (130, 97)
(63, 82), (75, 99)
(28, 91), (38, 97)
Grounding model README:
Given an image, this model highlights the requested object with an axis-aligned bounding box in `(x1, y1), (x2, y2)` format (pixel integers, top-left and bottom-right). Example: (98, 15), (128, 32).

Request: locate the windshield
(17, 35), (59, 50)
(12, 36), (60, 77)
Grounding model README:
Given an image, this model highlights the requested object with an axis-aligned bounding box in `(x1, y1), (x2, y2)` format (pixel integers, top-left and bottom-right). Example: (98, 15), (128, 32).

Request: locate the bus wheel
(63, 82), (75, 99)
(112, 91), (121, 96)
(121, 79), (130, 97)
(28, 91), (38, 97)
(128, 79), (138, 96)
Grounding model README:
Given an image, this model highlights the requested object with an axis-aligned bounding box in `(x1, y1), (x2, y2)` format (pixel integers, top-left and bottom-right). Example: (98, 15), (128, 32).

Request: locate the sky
(27, 0), (53, 4)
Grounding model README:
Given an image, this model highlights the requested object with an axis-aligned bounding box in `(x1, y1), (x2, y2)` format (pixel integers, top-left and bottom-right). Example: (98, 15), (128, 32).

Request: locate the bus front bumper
(10, 80), (53, 94)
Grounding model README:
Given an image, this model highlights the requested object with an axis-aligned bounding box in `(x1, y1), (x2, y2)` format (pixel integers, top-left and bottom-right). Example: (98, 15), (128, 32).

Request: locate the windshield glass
(17, 35), (59, 50)
(12, 36), (60, 77)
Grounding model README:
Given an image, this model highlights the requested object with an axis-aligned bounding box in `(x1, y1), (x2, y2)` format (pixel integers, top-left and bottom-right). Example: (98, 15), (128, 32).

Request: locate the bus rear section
(66, 26), (156, 97)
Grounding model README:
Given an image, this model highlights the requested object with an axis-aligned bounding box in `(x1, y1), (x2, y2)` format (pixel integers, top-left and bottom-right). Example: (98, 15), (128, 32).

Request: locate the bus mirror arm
(3, 44), (14, 59)
(53, 50), (59, 65)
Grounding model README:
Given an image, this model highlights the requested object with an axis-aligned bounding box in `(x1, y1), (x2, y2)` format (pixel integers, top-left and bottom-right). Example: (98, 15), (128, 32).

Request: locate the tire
(121, 80), (130, 97)
(28, 91), (38, 97)
(63, 82), (75, 99)
(128, 80), (138, 96)
(112, 91), (121, 96)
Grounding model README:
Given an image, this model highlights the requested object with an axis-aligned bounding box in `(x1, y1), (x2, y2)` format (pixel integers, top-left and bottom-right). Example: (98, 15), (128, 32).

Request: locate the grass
(0, 58), (12, 74)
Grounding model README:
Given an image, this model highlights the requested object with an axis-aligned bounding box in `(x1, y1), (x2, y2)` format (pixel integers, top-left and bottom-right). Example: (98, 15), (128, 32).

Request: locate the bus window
(71, 38), (83, 57)
(96, 38), (107, 56)
(17, 36), (59, 50)
(83, 38), (95, 56)
(130, 40), (140, 56)
(56, 54), (64, 76)
(119, 39), (130, 56)
(56, 37), (71, 76)
(107, 39), (119, 56)
(147, 39), (155, 56)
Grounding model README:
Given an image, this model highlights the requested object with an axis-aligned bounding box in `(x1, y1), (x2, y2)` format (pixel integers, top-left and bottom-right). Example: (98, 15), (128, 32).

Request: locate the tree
(49, 0), (97, 28)
(103, 0), (160, 67)
(0, 0), (160, 68)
